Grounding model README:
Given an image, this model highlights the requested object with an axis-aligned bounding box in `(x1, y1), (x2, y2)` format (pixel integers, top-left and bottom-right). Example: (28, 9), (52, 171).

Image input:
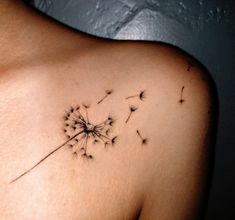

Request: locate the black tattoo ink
(82, 104), (90, 123)
(126, 90), (146, 101)
(111, 136), (118, 145)
(125, 106), (138, 123)
(10, 105), (117, 184)
(64, 105), (117, 153)
(187, 62), (194, 72)
(10, 130), (84, 184)
(136, 130), (148, 145)
(179, 86), (185, 104)
(97, 89), (113, 104)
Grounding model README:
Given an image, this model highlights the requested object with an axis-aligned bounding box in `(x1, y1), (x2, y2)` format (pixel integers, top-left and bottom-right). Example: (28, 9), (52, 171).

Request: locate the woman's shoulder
(92, 39), (216, 99)
(100, 40), (218, 219)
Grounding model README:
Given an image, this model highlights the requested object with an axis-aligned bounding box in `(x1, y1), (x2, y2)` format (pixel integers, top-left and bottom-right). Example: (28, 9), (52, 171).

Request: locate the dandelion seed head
(179, 99), (185, 104)
(88, 155), (93, 159)
(82, 153), (87, 157)
(130, 106), (138, 112)
(139, 90), (146, 100)
(93, 139), (99, 144)
(63, 105), (118, 158)
(79, 147), (85, 152)
(106, 89), (113, 95)
(111, 136), (118, 145)
(142, 139), (148, 145)
(83, 104), (90, 109)
(106, 129), (110, 135)
(109, 121), (114, 126)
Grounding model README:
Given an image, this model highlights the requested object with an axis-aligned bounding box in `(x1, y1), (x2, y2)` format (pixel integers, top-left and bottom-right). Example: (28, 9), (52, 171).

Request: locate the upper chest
(0, 68), (156, 220)
(1, 145), (144, 220)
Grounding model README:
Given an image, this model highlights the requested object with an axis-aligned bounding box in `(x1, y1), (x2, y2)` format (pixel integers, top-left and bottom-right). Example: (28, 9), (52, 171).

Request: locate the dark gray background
(30, 0), (235, 219)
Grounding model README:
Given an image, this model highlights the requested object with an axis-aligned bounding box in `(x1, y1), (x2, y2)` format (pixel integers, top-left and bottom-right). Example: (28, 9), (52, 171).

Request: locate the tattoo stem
(179, 86), (185, 104)
(125, 106), (138, 123)
(10, 130), (84, 184)
(136, 130), (148, 145)
(97, 94), (109, 104)
(126, 95), (138, 99)
(97, 90), (113, 104)
(125, 90), (146, 101)
(125, 114), (131, 123)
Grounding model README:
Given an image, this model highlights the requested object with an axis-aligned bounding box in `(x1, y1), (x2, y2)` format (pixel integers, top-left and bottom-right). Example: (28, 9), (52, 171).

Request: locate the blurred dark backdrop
(29, 0), (235, 219)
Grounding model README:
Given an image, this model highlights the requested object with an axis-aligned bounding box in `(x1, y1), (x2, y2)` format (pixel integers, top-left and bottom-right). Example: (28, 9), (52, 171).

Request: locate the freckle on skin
(49, 175), (55, 181)
(74, 80), (79, 86)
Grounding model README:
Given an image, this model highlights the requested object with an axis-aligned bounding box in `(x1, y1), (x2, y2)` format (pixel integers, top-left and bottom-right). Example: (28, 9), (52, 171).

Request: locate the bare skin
(0, 1), (216, 220)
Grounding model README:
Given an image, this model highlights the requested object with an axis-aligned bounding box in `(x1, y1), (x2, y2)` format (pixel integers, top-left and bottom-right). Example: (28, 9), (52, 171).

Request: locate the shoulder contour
(134, 42), (217, 133)
(110, 41), (216, 105)
(111, 41), (212, 83)
(98, 40), (217, 116)
(124, 42), (218, 219)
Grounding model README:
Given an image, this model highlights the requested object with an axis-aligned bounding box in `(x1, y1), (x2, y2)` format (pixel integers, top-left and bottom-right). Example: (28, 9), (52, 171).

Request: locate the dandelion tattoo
(126, 90), (146, 101)
(179, 86), (185, 104)
(125, 105), (138, 123)
(64, 105), (117, 155)
(10, 88), (151, 183)
(136, 130), (148, 145)
(97, 89), (113, 104)
(10, 105), (117, 184)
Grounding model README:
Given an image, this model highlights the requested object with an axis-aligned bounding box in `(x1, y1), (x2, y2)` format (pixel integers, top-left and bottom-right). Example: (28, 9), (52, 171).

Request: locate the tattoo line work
(10, 105), (117, 184)
(97, 89), (113, 104)
(64, 105), (117, 154)
(126, 90), (146, 101)
(10, 88), (152, 183)
(136, 130), (148, 145)
(125, 105), (138, 123)
(179, 86), (185, 104)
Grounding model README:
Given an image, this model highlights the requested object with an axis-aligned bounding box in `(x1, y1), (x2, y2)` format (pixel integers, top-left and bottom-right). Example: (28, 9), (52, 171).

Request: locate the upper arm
(135, 43), (217, 220)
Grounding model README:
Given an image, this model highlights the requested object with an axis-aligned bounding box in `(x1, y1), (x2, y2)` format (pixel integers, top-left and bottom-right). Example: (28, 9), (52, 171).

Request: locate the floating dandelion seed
(10, 105), (118, 184)
(187, 62), (194, 72)
(125, 105), (138, 123)
(179, 86), (185, 104)
(97, 89), (113, 104)
(136, 130), (148, 145)
(93, 139), (99, 144)
(111, 136), (118, 146)
(126, 90), (146, 101)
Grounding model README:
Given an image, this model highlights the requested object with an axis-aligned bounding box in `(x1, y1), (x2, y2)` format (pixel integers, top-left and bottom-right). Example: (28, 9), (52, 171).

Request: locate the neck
(0, 1), (94, 72)
(0, 1), (31, 64)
